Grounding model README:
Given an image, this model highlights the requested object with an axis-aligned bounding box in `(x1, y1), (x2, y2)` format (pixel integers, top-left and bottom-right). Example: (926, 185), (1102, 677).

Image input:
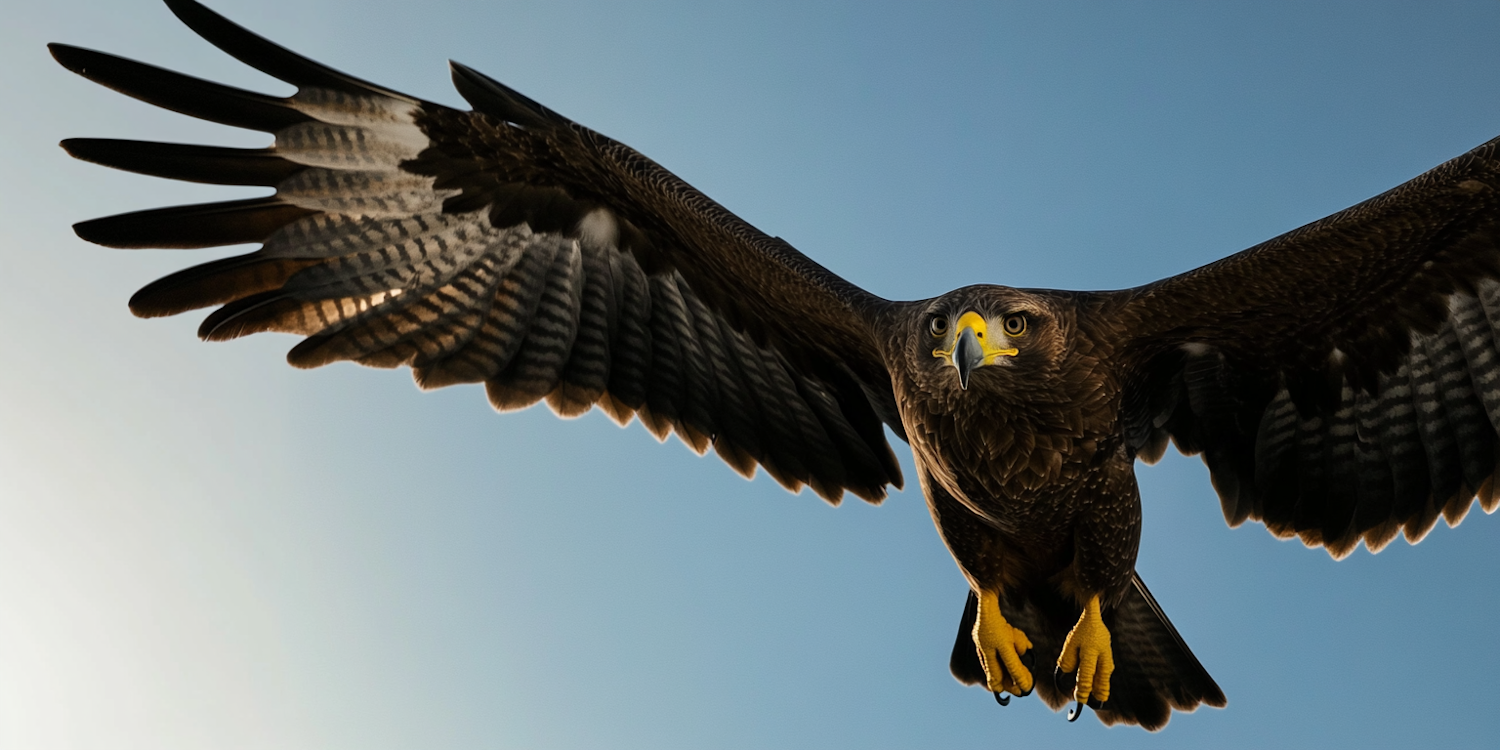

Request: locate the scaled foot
(1057, 593), (1114, 714)
(973, 589), (1034, 697)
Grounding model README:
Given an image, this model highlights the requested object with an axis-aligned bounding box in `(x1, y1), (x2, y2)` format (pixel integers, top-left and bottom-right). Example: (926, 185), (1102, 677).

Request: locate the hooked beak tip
(953, 327), (984, 390)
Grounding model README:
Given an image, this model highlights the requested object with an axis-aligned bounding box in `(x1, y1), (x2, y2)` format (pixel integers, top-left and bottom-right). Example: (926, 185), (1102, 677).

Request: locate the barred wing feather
(55, 0), (903, 504)
(1115, 136), (1500, 556)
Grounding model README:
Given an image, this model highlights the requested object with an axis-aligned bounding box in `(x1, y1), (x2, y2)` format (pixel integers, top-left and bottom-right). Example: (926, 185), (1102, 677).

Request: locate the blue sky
(3, 1), (1500, 747)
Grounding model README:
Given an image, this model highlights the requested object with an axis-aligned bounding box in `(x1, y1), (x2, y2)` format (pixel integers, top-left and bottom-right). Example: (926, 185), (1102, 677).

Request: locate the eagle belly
(911, 391), (1141, 602)
(921, 450), (1141, 603)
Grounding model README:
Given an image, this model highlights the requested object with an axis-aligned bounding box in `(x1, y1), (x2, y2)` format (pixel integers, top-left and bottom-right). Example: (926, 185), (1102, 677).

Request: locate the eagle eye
(1003, 314), (1027, 336)
(928, 316), (948, 337)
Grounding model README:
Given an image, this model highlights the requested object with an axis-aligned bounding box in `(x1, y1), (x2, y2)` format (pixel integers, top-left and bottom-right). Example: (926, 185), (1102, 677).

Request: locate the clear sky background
(3, 1), (1500, 748)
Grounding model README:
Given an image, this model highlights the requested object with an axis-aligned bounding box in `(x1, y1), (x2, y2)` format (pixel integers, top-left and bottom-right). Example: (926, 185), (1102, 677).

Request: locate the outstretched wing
(1112, 134), (1500, 557)
(54, 0), (903, 503)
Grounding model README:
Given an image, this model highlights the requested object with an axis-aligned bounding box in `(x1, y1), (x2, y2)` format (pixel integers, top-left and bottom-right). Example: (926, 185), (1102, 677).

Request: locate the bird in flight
(52, 0), (1500, 730)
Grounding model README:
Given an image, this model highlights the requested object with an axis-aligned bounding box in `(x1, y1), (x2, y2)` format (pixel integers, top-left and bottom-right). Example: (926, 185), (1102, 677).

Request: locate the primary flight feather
(54, 0), (1500, 730)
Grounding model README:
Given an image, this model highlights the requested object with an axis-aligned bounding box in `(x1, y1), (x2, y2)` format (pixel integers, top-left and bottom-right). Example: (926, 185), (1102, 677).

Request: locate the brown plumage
(52, 0), (1500, 730)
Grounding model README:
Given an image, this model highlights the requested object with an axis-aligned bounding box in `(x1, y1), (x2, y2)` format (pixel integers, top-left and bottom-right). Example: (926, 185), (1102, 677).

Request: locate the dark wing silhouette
(53, 0), (903, 503)
(1113, 134), (1500, 556)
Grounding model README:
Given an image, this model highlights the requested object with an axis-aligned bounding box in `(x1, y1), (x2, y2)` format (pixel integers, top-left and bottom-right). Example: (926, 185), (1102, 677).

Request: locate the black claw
(1052, 665), (1065, 695)
(1087, 696), (1103, 710)
(983, 646), (1033, 703)
(1067, 700), (1085, 722)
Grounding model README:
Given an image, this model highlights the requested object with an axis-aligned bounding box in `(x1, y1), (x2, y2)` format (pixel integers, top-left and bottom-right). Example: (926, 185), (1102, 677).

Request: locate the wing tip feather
(47, 41), (94, 76)
(163, 0), (418, 102)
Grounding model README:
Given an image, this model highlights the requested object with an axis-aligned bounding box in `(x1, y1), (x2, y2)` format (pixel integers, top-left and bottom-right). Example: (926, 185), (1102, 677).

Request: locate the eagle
(51, 0), (1500, 730)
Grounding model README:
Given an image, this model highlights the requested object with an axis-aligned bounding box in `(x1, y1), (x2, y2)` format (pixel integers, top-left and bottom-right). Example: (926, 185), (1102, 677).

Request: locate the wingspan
(55, 0), (904, 503)
(1112, 133), (1500, 556)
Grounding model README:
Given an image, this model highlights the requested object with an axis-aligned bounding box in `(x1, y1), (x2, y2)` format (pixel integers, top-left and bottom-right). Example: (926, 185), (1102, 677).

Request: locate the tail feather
(949, 573), (1224, 731)
(949, 589), (985, 685)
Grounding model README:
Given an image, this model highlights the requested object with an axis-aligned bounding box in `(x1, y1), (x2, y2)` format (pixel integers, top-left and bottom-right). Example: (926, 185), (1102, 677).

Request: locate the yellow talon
(1058, 594), (1114, 704)
(973, 589), (1034, 695)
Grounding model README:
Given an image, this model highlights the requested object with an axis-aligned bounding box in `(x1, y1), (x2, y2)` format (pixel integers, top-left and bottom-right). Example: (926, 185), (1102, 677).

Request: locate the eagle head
(914, 286), (1068, 393)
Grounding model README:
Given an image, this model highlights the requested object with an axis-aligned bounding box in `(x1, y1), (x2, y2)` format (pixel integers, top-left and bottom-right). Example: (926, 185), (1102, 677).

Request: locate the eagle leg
(1057, 594), (1114, 708)
(973, 589), (1034, 696)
